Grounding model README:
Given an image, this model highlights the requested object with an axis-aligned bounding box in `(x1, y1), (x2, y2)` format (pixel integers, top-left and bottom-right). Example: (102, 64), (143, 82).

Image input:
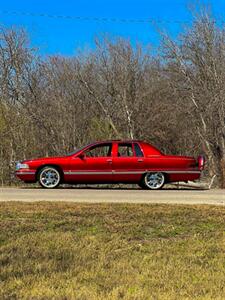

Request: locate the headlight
(16, 163), (29, 170)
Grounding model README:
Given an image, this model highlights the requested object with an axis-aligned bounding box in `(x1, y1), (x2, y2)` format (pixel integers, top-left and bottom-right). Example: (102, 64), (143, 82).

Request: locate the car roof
(93, 140), (144, 144)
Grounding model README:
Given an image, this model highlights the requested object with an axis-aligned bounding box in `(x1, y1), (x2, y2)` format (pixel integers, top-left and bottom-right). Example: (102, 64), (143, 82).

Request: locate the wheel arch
(35, 164), (64, 183)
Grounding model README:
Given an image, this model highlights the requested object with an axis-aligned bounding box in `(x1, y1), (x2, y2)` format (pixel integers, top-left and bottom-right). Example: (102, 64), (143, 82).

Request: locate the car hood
(22, 156), (66, 164)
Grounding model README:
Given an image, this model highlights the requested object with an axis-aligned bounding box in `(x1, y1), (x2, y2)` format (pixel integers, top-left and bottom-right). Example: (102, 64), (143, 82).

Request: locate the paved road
(0, 187), (224, 205)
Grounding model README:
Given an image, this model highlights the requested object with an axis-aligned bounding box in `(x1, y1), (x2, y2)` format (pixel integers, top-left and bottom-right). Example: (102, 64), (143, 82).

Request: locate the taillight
(198, 155), (205, 170)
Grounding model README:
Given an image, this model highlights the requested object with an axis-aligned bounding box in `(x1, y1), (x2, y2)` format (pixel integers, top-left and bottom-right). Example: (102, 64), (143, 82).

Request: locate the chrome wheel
(144, 172), (165, 190)
(39, 167), (60, 188)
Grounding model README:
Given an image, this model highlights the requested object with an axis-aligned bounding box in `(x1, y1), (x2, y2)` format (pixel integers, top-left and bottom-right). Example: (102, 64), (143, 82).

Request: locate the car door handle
(106, 159), (112, 163)
(137, 159), (144, 162)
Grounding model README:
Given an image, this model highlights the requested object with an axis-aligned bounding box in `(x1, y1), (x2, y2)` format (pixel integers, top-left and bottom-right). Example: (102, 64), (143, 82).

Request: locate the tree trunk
(220, 157), (225, 188)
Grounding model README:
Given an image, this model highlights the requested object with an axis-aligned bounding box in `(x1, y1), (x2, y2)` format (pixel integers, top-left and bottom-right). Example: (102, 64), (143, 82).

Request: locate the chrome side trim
(113, 171), (143, 174)
(64, 170), (201, 175)
(15, 171), (35, 175)
(163, 171), (201, 174)
(64, 171), (112, 175)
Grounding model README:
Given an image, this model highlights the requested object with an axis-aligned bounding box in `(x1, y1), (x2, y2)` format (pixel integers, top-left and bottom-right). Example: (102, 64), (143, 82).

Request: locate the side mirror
(78, 153), (85, 159)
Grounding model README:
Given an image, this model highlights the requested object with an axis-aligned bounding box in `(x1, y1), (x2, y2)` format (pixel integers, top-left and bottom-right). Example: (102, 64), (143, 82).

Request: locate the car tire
(138, 182), (148, 189)
(38, 166), (61, 189)
(141, 172), (165, 190)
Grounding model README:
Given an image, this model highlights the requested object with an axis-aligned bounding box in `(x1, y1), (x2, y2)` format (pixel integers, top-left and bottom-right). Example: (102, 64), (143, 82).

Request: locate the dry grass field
(0, 202), (225, 299)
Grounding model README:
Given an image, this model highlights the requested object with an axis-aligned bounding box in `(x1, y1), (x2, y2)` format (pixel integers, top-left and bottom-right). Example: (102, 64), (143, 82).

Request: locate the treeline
(0, 10), (224, 187)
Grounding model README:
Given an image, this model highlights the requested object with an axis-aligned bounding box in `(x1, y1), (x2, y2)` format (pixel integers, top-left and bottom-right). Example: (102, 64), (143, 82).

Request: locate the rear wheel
(141, 172), (165, 190)
(38, 166), (61, 189)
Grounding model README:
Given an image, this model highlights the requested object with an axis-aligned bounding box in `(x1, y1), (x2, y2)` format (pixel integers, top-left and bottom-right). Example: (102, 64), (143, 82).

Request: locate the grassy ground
(0, 202), (225, 300)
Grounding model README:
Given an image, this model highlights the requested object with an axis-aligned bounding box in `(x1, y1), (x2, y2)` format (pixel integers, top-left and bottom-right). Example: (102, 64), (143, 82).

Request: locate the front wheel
(38, 166), (61, 188)
(141, 172), (165, 190)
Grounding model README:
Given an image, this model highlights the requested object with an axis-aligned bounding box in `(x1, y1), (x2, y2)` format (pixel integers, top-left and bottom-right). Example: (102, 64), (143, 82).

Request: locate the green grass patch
(0, 202), (225, 299)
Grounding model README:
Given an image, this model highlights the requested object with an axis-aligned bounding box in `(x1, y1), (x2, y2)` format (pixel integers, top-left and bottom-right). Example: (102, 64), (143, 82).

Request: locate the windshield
(66, 147), (84, 156)
(66, 142), (94, 156)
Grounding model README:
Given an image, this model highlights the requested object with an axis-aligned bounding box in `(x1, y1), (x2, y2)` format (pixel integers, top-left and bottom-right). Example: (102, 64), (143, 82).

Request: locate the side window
(134, 143), (144, 157)
(85, 144), (112, 157)
(118, 143), (134, 157)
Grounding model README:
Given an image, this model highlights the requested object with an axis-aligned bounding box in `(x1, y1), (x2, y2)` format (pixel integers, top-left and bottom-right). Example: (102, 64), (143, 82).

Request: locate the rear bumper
(15, 170), (36, 183)
(167, 171), (201, 183)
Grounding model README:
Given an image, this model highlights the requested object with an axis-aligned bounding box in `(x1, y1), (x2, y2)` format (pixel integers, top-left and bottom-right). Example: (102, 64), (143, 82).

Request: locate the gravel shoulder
(0, 187), (224, 205)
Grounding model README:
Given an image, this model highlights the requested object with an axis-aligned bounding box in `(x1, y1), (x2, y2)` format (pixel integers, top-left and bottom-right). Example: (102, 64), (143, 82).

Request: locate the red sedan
(15, 140), (205, 189)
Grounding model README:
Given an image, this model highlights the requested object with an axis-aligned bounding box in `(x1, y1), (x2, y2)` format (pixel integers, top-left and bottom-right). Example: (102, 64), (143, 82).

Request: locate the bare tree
(162, 10), (225, 186)
(0, 9), (224, 187)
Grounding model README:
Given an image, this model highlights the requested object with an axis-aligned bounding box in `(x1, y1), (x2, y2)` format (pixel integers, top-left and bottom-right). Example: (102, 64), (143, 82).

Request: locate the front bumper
(15, 169), (36, 182)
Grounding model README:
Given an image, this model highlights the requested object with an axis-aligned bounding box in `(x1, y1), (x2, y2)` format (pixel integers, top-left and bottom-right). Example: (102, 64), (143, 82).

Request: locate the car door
(112, 142), (145, 182)
(68, 143), (113, 183)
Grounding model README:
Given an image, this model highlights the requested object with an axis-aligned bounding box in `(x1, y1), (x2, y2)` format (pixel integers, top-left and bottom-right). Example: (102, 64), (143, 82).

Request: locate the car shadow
(19, 185), (208, 191)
